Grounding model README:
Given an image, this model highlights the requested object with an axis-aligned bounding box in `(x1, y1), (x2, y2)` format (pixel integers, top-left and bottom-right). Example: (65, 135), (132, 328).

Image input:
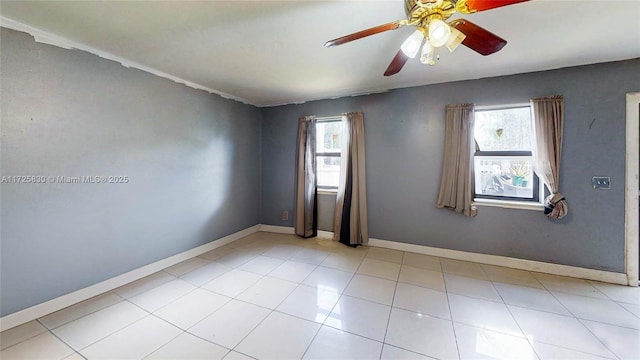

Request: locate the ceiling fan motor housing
(405, 0), (465, 26)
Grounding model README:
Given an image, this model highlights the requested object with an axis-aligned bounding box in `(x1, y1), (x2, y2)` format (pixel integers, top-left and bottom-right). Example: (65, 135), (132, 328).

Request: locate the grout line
(6, 232), (634, 359)
(62, 299), (150, 354)
(35, 319), (86, 359)
(298, 323), (322, 359)
(548, 289), (640, 329)
(505, 302), (623, 360)
(0, 295), (135, 356)
(300, 252), (362, 359)
(381, 344), (441, 360)
(616, 302), (640, 320)
(493, 272), (545, 360)
(139, 314), (185, 358)
(72, 350), (88, 359)
(440, 254), (462, 360)
(379, 250), (404, 360)
(206, 235), (345, 358)
(38, 292), (127, 331)
(575, 318), (623, 360)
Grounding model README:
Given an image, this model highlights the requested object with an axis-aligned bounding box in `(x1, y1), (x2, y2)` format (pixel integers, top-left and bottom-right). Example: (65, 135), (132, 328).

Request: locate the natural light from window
(474, 106), (539, 202)
(316, 120), (342, 189)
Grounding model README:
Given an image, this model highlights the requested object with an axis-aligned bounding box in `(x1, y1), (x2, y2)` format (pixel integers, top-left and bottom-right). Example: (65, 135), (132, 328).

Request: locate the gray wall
(261, 59), (640, 273)
(0, 28), (262, 316)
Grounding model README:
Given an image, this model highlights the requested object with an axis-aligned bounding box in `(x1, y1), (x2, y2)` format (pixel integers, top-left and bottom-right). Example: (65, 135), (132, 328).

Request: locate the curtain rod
(475, 103), (530, 111)
(316, 115), (343, 122)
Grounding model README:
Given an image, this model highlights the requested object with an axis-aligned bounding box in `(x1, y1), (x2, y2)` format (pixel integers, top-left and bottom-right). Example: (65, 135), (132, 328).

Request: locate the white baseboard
(317, 230), (334, 239)
(2, 225), (629, 331)
(259, 224), (295, 234)
(260, 225), (333, 239)
(259, 224), (628, 285)
(260, 226), (333, 240)
(368, 238), (629, 285)
(0, 224), (261, 332)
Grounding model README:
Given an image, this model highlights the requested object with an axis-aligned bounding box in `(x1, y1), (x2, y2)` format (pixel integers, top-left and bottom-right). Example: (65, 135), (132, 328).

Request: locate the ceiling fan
(324, 0), (529, 76)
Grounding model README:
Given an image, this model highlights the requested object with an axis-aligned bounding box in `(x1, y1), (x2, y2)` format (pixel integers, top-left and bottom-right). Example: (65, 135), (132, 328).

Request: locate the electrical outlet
(592, 176), (611, 190)
(282, 211), (289, 221)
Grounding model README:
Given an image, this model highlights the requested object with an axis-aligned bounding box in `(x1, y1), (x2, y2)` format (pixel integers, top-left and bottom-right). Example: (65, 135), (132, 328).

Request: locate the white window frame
(316, 116), (343, 193)
(472, 104), (544, 211)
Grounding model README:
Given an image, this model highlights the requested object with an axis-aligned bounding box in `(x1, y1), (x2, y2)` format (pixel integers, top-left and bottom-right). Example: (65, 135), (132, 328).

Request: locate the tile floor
(2, 232), (639, 360)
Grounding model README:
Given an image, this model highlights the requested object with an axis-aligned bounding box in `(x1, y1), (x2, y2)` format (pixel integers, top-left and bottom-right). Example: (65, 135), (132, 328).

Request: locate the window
(473, 106), (540, 203)
(316, 119), (342, 189)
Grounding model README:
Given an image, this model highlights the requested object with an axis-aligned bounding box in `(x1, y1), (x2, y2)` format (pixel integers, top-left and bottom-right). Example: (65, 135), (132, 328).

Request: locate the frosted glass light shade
(428, 19), (451, 48)
(420, 42), (435, 65)
(446, 27), (467, 52)
(401, 29), (425, 58)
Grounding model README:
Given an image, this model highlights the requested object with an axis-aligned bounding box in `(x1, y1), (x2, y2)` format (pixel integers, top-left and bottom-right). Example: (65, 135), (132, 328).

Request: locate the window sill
(318, 189), (338, 195)
(473, 198), (543, 211)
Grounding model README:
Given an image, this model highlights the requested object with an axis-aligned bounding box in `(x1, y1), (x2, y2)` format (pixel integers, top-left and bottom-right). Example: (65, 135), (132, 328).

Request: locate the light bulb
(446, 27), (466, 52)
(420, 42), (435, 65)
(400, 29), (424, 58)
(428, 19), (451, 48)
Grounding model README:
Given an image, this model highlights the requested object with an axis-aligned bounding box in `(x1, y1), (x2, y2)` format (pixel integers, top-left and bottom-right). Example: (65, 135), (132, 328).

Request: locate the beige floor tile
(532, 273), (608, 299)
(154, 288), (230, 329)
(113, 271), (175, 299)
(188, 300), (270, 349)
(344, 274), (396, 305)
(366, 247), (404, 264)
(164, 257), (211, 277)
(9, 232), (635, 360)
(235, 312), (320, 360)
(39, 292), (122, 330)
(268, 260), (317, 283)
(444, 273), (502, 302)
(482, 264), (544, 289)
(398, 265), (446, 291)
(320, 253), (363, 272)
(79, 315), (181, 359)
(146, 332), (229, 359)
(402, 252), (442, 272)
(441, 259), (489, 280)
(0, 320), (47, 350)
(201, 269), (262, 297)
(303, 325), (383, 359)
(129, 279), (196, 312)
(357, 258), (401, 281)
(52, 301), (147, 350)
(0, 332), (74, 360)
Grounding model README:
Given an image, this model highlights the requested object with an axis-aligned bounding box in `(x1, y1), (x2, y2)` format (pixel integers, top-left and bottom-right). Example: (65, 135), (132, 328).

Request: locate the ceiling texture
(1, 0), (639, 107)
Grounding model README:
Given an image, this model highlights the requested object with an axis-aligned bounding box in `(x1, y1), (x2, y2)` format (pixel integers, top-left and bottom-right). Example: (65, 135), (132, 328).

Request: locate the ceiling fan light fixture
(400, 29), (425, 58)
(323, 0), (528, 76)
(446, 26), (466, 52)
(428, 19), (451, 48)
(420, 42), (436, 65)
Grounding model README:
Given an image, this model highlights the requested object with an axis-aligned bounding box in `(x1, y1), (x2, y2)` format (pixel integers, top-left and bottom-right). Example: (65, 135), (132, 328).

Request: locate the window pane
(316, 121), (342, 154)
(475, 107), (533, 151)
(317, 156), (340, 188)
(475, 156), (534, 199)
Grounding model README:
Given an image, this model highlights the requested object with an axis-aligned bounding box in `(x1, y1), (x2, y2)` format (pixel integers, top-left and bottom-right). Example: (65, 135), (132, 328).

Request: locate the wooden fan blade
(450, 19), (507, 56)
(384, 50), (410, 77)
(325, 20), (406, 47)
(457, 0), (529, 13)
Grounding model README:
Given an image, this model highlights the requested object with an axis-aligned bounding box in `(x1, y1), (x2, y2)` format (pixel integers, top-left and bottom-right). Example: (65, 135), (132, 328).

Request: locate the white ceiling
(1, 0), (639, 107)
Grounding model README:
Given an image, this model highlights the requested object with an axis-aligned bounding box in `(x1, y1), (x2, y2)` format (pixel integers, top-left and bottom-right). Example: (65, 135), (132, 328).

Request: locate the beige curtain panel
(531, 96), (568, 219)
(333, 112), (369, 246)
(436, 104), (477, 217)
(295, 116), (318, 238)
